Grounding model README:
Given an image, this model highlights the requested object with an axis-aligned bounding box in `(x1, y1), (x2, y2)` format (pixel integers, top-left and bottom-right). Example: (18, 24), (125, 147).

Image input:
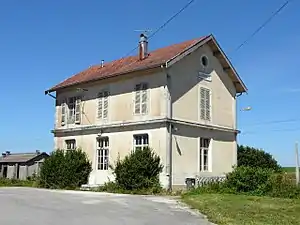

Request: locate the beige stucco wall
(55, 70), (167, 130)
(171, 124), (236, 185)
(169, 43), (237, 129)
(55, 125), (168, 187)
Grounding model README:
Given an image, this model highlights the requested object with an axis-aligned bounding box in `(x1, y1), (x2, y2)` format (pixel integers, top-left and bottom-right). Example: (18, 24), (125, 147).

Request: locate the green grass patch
(283, 167), (300, 173)
(182, 193), (300, 225)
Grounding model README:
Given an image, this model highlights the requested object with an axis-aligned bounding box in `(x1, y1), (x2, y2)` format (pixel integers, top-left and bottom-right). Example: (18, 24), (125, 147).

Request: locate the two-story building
(45, 34), (247, 189)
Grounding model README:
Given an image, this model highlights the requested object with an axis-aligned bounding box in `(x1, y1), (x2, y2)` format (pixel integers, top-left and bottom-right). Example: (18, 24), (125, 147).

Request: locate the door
(95, 137), (110, 184)
(3, 166), (7, 178)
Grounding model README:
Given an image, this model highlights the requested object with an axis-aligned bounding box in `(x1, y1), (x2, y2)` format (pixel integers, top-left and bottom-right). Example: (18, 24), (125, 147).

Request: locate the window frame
(97, 137), (109, 171)
(97, 90), (110, 120)
(198, 137), (211, 172)
(133, 133), (149, 151)
(66, 96), (81, 124)
(199, 86), (211, 122)
(134, 82), (149, 115)
(65, 139), (76, 151)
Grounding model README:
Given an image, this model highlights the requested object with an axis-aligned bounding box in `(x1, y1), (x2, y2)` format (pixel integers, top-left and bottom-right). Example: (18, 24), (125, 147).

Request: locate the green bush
(111, 147), (163, 192)
(0, 178), (37, 187)
(39, 148), (92, 189)
(224, 166), (274, 194)
(237, 145), (281, 172)
(187, 167), (300, 199)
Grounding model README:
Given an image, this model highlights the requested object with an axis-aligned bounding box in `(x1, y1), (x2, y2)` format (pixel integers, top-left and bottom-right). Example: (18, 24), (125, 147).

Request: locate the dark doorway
(16, 164), (20, 179)
(3, 166), (7, 178)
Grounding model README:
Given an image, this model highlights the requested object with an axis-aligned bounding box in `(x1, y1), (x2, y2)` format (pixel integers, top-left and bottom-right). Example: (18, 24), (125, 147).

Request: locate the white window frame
(134, 83), (149, 115)
(65, 139), (76, 151)
(199, 86), (211, 121)
(97, 137), (109, 171)
(66, 96), (81, 124)
(198, 137), (211, 172)
(97, 90), (109, 120)
(133, 134), (149, 151)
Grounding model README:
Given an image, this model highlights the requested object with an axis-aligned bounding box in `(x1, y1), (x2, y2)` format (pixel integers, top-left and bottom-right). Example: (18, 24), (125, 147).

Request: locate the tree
(237, 145), (281, 172)
(111, 147), (163, 191)
(39, 149), (92, 189)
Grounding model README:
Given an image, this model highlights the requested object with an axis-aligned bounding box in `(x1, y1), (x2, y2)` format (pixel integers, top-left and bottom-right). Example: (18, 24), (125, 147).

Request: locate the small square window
(65, 139), (76, 151)
(133, 134), (149, 151)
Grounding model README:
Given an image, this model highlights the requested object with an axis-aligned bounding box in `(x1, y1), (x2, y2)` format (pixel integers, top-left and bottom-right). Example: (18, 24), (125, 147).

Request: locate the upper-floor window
(200, 87), (211, 121)
(61, 96), (81, 125)
(97, 137), (109, 170)
(199, 138), (210, 172)
(134, 83), (148, 115)
(97, 91), (109, 120)
(133, 134), (149, 151)
(65, 139), (76, 151)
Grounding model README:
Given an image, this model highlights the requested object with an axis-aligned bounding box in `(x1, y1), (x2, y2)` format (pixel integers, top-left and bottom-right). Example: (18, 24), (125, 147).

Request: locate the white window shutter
(103, 91), (109, 119)
(75, 97), (81, 124)
(98, 92), (103, 119)
(200, 88), (205, 120)
(61, 99), (66, 126)
(141, 89), (148, 114)
(205, 89), (210, 121)
(200, 87), (210, 121)
(135, 84), (141, 114)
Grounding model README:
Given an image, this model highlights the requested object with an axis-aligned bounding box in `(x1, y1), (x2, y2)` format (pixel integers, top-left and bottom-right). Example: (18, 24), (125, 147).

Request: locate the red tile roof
(46, 36), (209, 92)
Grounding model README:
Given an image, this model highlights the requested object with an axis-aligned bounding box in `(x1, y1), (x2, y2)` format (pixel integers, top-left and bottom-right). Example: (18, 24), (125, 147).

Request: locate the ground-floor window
(199, 138), (210, 172)
(65, 139), (76, 150)
(97, 137), (109, 170)
(133, 134), (149, 151)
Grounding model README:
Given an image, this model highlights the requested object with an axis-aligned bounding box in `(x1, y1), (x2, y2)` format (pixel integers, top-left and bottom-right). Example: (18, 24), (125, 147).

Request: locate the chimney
(139, 33), (148, 60)
(101, 60), (104, 68)
(5, 151), (10, 155)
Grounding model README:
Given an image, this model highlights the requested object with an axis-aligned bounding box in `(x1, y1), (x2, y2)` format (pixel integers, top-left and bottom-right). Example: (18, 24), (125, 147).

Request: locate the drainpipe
(162, 65), (173, 191)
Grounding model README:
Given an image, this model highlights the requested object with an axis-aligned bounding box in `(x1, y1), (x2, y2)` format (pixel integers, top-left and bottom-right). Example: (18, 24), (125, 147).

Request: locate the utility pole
(295, 142), (300, 186)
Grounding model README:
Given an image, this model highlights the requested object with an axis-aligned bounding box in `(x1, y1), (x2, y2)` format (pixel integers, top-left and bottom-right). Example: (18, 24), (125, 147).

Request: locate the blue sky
(0, 0), (299, 166)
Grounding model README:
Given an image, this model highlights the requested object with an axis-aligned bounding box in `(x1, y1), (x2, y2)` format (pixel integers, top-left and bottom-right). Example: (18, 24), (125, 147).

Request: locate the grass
(182, 193), (300, 225)
(283, 167), (300, 173)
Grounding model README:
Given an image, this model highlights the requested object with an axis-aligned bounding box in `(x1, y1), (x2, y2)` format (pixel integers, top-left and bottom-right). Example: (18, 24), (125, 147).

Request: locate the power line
(232, 0), (291, 53)
(242, 118), (300, 127)
(121, 0), (197, 58)
(241, 127), (300, 135)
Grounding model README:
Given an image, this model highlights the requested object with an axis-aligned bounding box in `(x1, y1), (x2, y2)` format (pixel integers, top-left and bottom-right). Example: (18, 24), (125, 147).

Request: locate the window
(134, 83), (148, 115)
(62, 96), (81, 125)
(65, 139), (76, 150)
(97, 91), (109, 119)
(199, 138), (210, 172)
(200, 87), (211, 121)
(201, 55), (209, 68)
(133, 134), (149, 151)
(97, 137), (109, 170)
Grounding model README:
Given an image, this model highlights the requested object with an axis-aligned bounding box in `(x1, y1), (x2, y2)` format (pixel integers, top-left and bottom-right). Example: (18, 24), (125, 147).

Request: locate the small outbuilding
(0, 150), (49, 180)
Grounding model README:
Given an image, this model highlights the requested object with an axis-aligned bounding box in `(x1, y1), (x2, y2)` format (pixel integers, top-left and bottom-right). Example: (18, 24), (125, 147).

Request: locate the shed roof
(0, 152), (48, 163)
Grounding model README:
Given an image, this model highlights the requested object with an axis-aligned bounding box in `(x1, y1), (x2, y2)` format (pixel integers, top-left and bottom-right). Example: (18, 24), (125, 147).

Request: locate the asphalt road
(0, 187), (212, 225)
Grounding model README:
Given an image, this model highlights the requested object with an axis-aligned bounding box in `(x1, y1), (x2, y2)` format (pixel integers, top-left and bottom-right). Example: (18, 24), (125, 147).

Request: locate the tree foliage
(111, 147), (163, 191)
(39, 149), (92, 189)
(237, 145), (281, 172)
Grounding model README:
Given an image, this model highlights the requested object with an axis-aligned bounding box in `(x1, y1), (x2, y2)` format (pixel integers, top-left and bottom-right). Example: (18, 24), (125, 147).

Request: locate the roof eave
(44, 63), (163, 94)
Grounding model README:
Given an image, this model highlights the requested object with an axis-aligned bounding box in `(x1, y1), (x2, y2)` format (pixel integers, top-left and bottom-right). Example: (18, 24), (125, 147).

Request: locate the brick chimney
(139, 33), (148, 60)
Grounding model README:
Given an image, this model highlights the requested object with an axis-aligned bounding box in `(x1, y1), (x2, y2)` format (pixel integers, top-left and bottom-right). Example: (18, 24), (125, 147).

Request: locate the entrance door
(3, 166), (7, 178)
(96, 137), (109, 184)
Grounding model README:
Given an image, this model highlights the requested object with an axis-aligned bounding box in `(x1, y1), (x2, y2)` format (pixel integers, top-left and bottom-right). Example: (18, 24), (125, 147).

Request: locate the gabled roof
(0, 152), (49, 163)
(45, 34), (247, 94)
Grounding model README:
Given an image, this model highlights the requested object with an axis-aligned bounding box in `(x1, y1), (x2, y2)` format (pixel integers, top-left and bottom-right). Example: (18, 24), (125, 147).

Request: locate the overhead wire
(231, 0), (291, 53)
